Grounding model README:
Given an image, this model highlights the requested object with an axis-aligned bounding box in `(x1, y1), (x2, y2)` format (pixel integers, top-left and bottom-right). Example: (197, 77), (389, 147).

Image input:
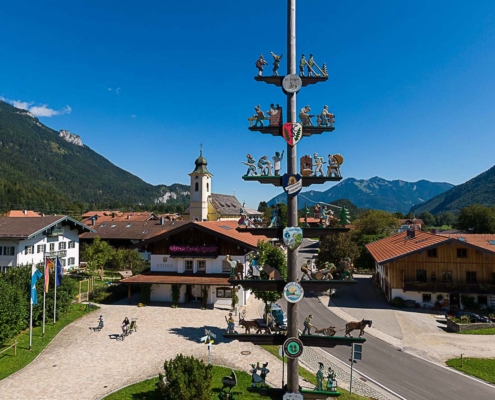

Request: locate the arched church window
(207, 183), (209, 192)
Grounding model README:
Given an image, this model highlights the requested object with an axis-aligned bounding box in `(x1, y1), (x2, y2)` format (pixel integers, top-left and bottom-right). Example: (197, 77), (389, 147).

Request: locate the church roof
(190, 149), (211, 175)
(210, 194), (243, 216)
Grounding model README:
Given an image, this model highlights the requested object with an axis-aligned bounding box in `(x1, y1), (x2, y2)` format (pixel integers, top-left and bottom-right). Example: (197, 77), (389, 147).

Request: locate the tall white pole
(29, 301), (33, 350)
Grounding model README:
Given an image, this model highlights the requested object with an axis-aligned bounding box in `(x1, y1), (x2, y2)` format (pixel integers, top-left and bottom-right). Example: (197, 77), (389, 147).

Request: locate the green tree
(419, 211), (435, 227)
(353, 210), (399, 236)
(456, 205), (495, 233)
(435, 212), (457, 227)
(110, 248), (148, 274)
(318, 233), (359, 268)
(81, 237), (114, 278)
(158, 354), (213, 400)
(258, 201), (268, 213)
(251, 240), (288, 317)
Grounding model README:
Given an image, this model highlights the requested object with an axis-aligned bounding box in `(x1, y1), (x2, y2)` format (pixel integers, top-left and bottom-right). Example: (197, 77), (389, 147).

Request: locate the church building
(183, 149), (261, 221)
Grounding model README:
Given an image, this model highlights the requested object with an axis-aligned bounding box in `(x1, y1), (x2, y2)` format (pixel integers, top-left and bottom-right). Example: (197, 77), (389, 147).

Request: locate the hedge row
(0, 266), (78, 345)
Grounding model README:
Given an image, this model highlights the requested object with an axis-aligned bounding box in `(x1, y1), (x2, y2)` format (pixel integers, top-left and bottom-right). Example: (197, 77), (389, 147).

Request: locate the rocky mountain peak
(59, 130), (83, 146)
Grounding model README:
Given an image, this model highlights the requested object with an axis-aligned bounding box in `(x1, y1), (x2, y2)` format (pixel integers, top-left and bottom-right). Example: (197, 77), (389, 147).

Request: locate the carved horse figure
(345, 319), (372, 337)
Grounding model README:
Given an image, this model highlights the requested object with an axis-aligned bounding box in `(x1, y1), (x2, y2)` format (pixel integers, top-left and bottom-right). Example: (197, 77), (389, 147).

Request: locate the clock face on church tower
(282, 74), (302, 93)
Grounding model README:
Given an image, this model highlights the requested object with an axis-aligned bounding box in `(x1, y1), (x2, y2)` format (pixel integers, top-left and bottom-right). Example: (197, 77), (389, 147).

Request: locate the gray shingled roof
(0, 216), (95, 239)
(210, 194), (243, 216)
(80, 220), (188, 240)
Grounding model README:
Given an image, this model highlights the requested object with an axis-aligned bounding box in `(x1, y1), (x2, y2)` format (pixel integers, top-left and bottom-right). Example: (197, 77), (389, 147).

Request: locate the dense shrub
(392, 297), (405, 308)
(0, 266), (78, 345)
(158, 354), (213, 399)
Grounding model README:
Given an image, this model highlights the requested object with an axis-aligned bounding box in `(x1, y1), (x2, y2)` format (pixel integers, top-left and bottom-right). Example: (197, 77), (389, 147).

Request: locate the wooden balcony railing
(403, 281), (495, 294)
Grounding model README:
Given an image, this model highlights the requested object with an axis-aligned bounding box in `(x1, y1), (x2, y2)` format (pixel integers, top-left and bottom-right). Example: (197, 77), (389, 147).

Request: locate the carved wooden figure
(262, 264), (282, 280)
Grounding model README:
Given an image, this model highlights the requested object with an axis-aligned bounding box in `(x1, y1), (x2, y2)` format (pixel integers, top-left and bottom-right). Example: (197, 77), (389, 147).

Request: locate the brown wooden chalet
(366, 230), (495, 310)
(120, 220), (269, 307)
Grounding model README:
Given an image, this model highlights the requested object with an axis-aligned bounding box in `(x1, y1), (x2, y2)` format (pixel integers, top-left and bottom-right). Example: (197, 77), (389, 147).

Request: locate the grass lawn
(261, 345), (369, 400)
(104, 365), (272, 400)
(446, 357), (495, 384)
(458, 328), (495, 335)
(0, 303), (97, 381)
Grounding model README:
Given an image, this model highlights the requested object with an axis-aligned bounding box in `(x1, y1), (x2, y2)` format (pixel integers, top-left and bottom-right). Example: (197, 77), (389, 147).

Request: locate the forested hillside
(0, 101), (189, 215)
(410, 164), (495, 215)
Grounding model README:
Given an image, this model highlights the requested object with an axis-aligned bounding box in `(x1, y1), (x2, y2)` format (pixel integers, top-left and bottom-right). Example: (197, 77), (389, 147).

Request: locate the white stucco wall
(1, 226), (81, 270)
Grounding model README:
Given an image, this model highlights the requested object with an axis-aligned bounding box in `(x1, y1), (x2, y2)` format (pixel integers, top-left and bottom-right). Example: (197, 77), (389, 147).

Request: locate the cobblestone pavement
(0, 296), (311, 400)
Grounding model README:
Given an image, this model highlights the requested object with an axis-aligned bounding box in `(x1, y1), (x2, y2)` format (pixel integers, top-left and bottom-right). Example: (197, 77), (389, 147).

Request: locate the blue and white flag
(31, 264), (43, 305)
(55, 256), (63, 287)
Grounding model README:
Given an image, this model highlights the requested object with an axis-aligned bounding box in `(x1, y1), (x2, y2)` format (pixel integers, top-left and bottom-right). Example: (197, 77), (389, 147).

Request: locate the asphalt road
(285, 239), (495, 400)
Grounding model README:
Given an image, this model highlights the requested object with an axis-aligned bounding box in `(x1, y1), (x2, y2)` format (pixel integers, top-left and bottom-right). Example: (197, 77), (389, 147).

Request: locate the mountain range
(0, 100), (189, 215)
(2, 99), (494, 217)
(267, 177), (454, 214)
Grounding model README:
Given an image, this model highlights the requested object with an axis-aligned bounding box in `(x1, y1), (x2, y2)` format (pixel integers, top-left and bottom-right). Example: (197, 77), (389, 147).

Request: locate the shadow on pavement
(331, 276), (392, 310)
(169, 326), (232, 344)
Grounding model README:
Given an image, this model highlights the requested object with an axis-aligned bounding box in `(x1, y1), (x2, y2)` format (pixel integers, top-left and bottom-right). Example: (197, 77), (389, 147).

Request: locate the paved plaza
(0, 297), (314, 400)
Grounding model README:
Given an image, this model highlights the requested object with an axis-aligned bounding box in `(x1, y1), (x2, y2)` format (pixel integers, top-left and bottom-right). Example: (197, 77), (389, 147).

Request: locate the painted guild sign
(283, 227), (303, 250)
(282, 122), (302, 146)
(282, 173), (302, 197)
(283, 282), (304, 303)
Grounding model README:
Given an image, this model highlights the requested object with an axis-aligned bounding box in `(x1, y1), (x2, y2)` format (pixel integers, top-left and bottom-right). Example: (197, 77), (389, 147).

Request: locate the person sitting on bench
(122, 317), (130, 334)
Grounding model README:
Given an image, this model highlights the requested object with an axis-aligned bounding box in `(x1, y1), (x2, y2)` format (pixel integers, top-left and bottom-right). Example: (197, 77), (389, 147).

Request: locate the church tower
(188, 148), (212, 221)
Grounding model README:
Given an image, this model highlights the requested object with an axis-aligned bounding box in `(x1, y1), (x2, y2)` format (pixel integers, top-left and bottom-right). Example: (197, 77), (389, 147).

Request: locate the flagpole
(54, 256), (57, 324)
(42, 255), (46, 337)
(29, 300), (33, 350)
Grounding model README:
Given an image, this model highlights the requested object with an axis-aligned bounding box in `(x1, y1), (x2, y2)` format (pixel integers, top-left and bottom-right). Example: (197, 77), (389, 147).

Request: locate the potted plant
(434, 294), (444, 310)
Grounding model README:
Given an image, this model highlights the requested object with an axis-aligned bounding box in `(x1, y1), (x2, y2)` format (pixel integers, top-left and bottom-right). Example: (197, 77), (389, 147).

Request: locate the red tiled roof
(366, 231), (449, 263)
(195, 220), (269, 247)
(440, 233), (495, 252)
(399, 219), (424, 225)
(120, 272), (230, 285)
(5, 210), (42, 217)
(134, 220), (270, 250)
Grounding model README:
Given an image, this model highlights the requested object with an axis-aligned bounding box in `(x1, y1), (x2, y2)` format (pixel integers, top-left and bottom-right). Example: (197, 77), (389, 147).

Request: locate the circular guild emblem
(283, 282), (304, 303)
(162, 256), (168, 262)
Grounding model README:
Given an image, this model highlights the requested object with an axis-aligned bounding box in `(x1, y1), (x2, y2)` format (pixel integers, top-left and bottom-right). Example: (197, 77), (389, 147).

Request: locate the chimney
(41, 213), (45, 217)
(127, 215), (131, 220)
(430, 228), (437, 234)
(91, 218), (95, 226)
(23, 210), (27, 215)
(160, 217), (165, 225)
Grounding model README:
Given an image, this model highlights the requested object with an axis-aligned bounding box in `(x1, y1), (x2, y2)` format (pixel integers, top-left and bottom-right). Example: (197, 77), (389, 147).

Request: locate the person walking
(303, 314), (316, 335)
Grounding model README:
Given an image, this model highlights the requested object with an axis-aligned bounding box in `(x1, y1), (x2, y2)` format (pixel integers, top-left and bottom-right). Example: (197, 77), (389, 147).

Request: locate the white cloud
(28, 104), (71, 117)
(107, 87), (121, 94)
(2, 97), (72, 117)
(12, 100), (31, 110)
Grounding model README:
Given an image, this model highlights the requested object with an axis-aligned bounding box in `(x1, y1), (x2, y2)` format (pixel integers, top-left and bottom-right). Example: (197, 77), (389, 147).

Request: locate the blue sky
(2, 1), (495, 209)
